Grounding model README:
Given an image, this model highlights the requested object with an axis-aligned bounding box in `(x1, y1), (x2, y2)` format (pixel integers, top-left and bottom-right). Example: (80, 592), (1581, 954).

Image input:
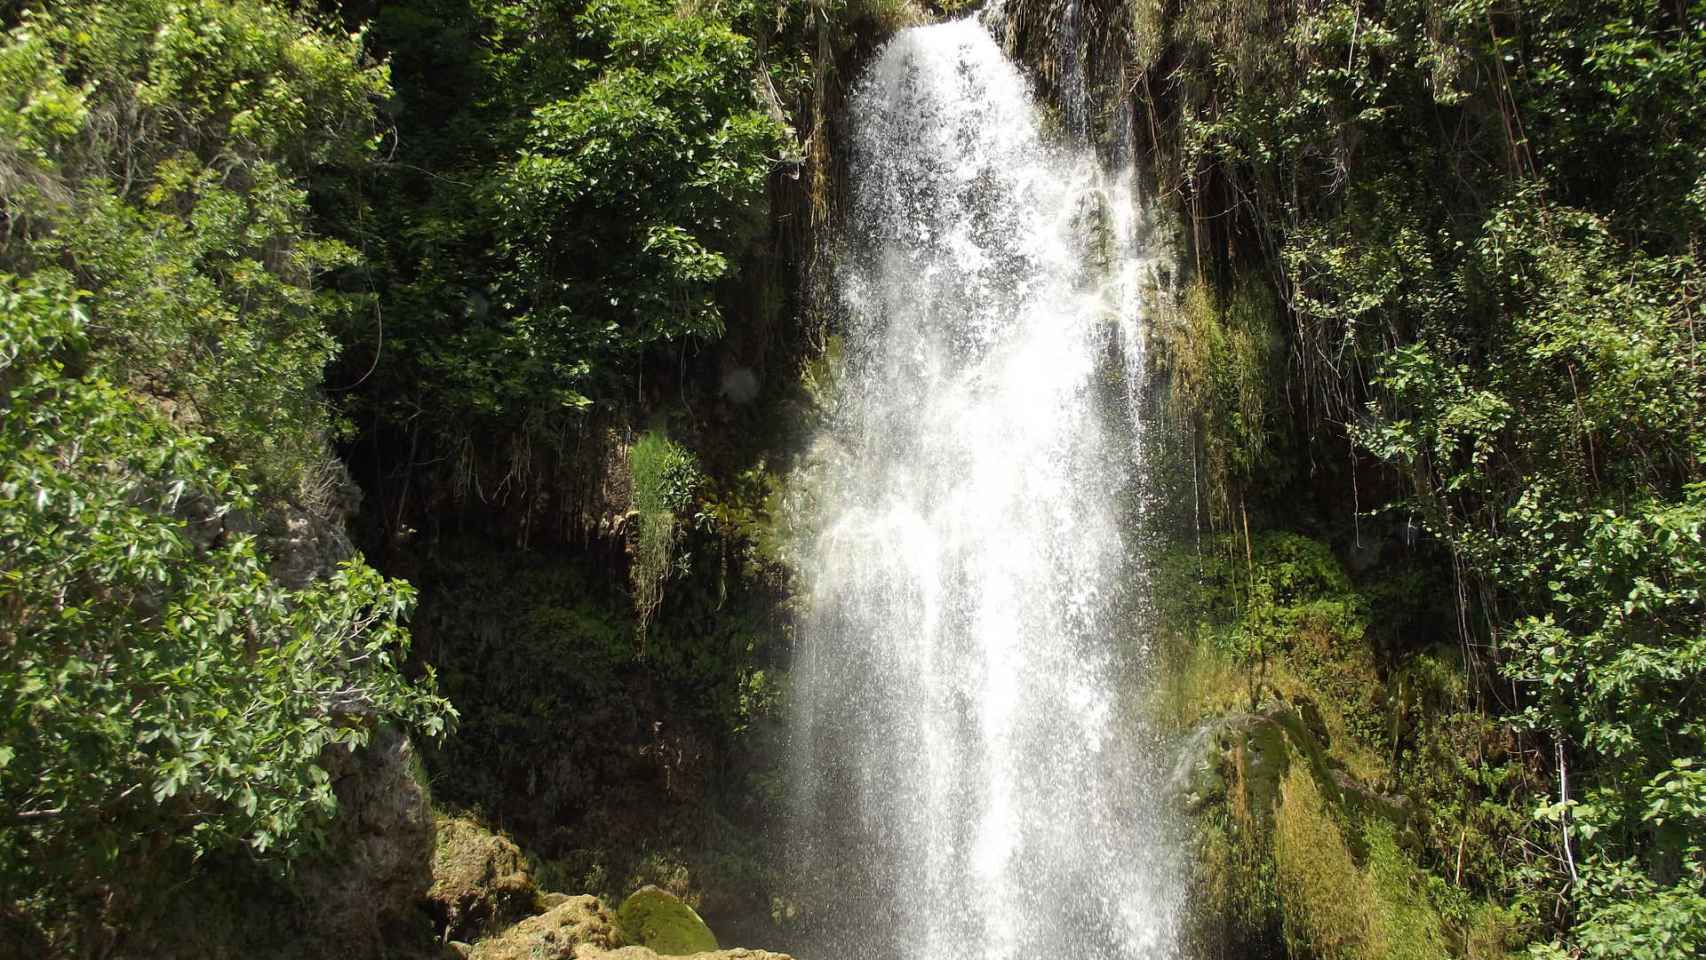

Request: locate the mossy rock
(599, 951), (792, 960)
(1180, 695), (1441, 960)
(616, 886), (719, 956)
(1176, 700), (1339, 824)
(429, 815), (539, 941)
(469, 896), (623, 960)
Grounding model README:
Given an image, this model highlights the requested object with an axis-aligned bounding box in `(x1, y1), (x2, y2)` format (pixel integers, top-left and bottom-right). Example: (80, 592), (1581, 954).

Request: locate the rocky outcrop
(460, 892), (788, 960)
(468, 896), (624, 960)
(1173, 695), (1447, 960)
(428, 816), (539, 941)
(295, 726), (436, 956)
(603, 951), (792, 960)
(1172, 697), (1412, 838)
(255, 458), (363, 590)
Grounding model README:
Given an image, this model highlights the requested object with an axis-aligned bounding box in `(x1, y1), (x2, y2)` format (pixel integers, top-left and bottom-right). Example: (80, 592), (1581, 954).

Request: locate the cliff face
(296, 727), (440, 957)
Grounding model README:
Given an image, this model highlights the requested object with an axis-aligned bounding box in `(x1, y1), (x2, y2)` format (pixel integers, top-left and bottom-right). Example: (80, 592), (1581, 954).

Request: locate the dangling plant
(628, 431), (703, 642)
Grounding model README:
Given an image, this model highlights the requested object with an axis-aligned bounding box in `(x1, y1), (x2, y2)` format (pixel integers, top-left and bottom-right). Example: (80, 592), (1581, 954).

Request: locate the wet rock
(1330, 769), (1417, 842)
(1171, 699), (1347, 822)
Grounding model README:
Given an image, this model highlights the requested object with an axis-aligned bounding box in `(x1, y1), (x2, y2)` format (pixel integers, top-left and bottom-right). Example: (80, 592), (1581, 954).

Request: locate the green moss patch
(616, 886), (719, 956)
(429, 815), (540, 941)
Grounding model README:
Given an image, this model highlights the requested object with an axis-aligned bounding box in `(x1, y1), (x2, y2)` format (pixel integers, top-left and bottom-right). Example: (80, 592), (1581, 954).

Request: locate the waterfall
(787, 17), (1179, 960)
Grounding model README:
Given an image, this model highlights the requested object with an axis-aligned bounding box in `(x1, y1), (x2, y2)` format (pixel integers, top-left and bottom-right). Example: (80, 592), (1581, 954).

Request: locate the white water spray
(789, 18), (1179, 960)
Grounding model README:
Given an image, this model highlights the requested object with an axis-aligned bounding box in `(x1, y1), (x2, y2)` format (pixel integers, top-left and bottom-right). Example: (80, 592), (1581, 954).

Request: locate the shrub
(0, 276), (452, 947)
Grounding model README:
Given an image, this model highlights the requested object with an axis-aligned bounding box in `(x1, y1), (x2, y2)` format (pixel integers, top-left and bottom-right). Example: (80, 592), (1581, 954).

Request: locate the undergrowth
(1159, 528), (1534, 957)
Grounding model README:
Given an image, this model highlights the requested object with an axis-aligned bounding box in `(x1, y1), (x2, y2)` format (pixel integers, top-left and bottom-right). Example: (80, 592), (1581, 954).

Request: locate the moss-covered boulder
(598, 950), (791, 960)
(1174, 700), (1343, 822)
(469, 896), (624, 960)
(616, 886), (719, 955)
(1178, 697), (1470, 960)
(429, 815), (539, 941)
(464, 893), (784, 960)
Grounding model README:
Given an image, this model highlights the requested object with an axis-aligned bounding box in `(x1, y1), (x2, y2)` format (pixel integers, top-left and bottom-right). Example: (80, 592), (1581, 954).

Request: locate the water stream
(787, 17), (1180, 960)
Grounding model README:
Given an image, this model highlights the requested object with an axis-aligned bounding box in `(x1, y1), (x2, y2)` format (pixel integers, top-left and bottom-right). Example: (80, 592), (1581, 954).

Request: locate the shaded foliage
(0, 0), (453, 950)
(332, 0), (819, 541)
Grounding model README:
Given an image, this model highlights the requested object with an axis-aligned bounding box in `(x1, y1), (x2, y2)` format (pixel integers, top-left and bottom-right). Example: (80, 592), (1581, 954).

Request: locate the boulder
(616, 886), (719, 956)
(1170, 699), (1349, 823)
(465, 893), (789, 960)
(469, 896), (624, 960)
(601, 951), (791, 960)
(428, 815), (540, 941)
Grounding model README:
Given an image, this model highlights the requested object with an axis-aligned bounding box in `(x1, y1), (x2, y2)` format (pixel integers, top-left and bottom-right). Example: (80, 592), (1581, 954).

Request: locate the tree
(0, 275), (453, 945)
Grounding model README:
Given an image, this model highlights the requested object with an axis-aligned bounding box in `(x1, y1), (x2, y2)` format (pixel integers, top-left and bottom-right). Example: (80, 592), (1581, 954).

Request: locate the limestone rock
(596, 950), (792, 960)
(469, 897), (624, 960)
(296, 725), (436, 956)
(256, 460), (362, 590)
(428, 816), (539, 941)
(466, 893), (792, 960)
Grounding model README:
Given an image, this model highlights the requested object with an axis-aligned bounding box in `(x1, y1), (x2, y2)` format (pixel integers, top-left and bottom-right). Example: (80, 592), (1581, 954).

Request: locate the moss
(850, 0), (928, 33)
(1181, 684), (1511, 960)
(469, 896), (625, 960)
(1364, 821), (1452, 960)
(1162, 527), (1526, 956)
(1462, 902), (1520, 960)
(616, 886), (719, 956)
(1155, 533), (1390, 780)
(799, 334), (844, 422)
(1275, 765), (1379, 959)
(1154, 276), (1282, 525)
(1155, 630), (1248, 731)
(629, 431), (703, 638)
(1190, 777), (1282, 953)
(428, 815), (539, 942)
(1267, 761), (1457, 960)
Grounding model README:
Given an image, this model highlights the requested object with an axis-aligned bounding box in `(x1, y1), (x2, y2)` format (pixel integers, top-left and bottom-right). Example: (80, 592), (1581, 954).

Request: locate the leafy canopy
(0, 0), (385, 498)
(0, 275), (452, 918)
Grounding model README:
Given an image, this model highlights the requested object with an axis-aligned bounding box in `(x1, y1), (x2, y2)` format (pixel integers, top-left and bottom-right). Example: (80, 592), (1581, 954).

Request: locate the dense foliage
(0, 276), (450, 929)
(0, 0), (383, 497)
(332, 0), (820, 537)
(0, 0), (451, 948)
(629, 430), (705, 634)
(1138, 0), (1706, 953)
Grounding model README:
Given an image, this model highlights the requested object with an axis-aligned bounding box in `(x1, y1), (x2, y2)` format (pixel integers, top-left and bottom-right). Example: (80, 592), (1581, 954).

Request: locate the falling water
(788, 16), (1179, 960)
